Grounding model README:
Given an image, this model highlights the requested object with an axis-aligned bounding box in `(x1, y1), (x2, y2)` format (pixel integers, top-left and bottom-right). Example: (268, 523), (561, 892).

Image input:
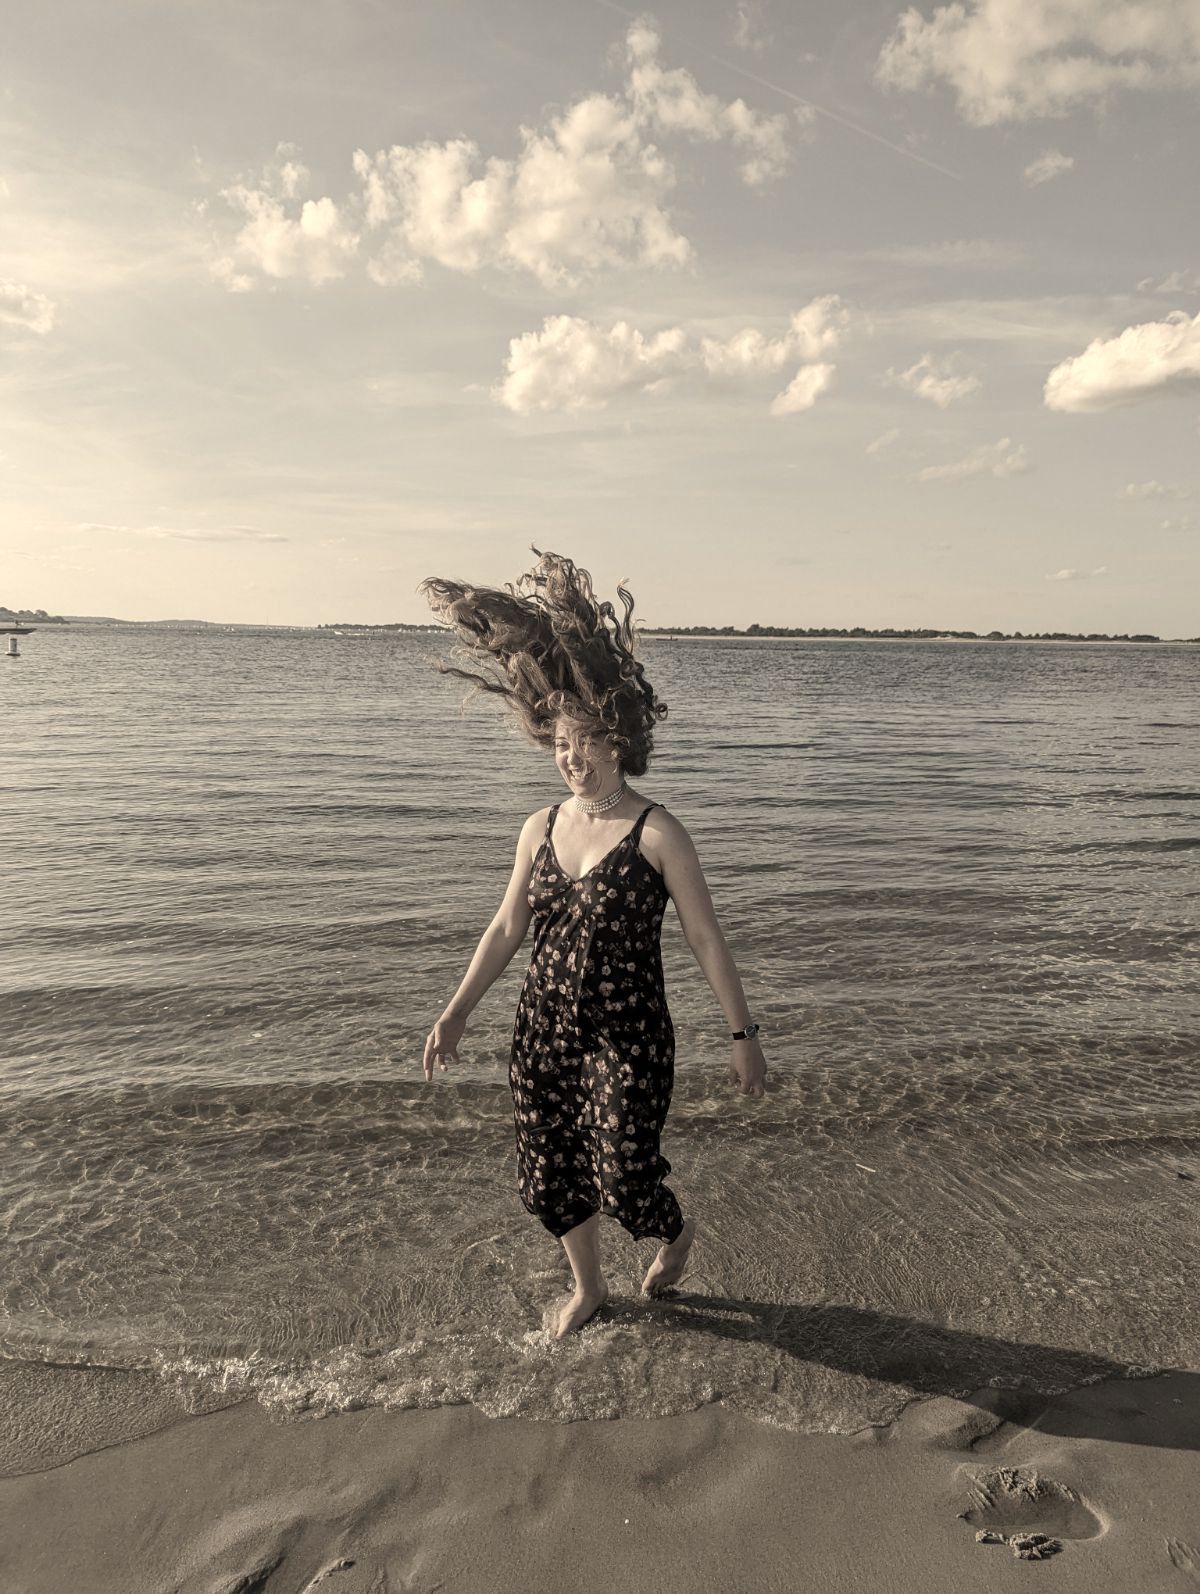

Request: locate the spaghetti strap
(544, 803), (561, 841)
(630, 802), (659, 844)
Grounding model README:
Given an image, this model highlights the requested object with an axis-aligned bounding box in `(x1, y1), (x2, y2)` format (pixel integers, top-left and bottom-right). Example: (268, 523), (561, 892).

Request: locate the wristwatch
(731, 1022), (760, 1041)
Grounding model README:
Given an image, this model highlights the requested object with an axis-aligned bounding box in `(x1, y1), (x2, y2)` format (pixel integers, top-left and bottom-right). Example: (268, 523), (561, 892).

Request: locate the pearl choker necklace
(574, 777), (626, 815)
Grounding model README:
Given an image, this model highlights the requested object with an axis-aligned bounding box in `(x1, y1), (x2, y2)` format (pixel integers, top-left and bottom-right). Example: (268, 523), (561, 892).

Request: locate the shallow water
(2, 627), (1197, 1432)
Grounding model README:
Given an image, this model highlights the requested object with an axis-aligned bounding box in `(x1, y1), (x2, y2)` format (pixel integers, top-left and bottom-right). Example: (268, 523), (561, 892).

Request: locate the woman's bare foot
(552, 1281), (609, 1338)
(641, 1216), (697, 1296)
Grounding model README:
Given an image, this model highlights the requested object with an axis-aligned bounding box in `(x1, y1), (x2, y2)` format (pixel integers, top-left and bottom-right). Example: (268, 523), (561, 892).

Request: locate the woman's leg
(552, 1211), (609, 1339)
(640, 1214), (697, 1297)
(559, 1209), (604, 1291)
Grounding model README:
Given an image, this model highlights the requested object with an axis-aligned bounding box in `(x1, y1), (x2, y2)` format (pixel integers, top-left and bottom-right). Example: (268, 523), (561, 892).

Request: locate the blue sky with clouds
(3, 0), (1199, 632)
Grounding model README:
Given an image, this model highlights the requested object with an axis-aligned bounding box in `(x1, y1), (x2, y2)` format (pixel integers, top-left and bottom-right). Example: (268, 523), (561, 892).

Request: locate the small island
(318, 622), (446, 632)
(0, 606), (68, 624)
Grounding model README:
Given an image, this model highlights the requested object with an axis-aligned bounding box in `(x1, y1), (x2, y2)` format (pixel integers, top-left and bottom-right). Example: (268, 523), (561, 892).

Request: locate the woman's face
(554, 720), (618, 796)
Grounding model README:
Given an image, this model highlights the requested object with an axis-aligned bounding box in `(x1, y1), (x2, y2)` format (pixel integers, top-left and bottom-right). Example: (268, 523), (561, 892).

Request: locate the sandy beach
(1, 1352), (1197, 1594)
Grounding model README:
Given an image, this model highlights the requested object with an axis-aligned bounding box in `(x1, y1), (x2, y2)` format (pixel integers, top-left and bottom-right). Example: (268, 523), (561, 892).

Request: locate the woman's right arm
(422, 810), (543, 1079)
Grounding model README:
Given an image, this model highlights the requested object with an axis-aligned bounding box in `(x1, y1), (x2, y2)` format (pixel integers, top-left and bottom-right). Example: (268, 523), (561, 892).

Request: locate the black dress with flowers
(509, 801), (685, 1243)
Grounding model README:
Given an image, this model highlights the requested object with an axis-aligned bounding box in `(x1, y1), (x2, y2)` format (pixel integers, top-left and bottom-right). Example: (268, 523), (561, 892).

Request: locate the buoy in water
(6, 636), (18, 658)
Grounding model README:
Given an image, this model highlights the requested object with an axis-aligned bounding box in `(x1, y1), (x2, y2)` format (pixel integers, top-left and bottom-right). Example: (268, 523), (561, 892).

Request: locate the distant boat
(0, 625), (35, 635)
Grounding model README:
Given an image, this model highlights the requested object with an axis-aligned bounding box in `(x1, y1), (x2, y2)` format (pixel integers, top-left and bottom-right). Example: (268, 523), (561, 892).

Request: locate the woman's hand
(423, 1011), (467, 1081)
(728, 1038), (767, 1098)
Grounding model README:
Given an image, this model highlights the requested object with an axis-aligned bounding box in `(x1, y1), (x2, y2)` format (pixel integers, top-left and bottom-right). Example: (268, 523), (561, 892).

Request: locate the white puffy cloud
(212, 20), (802, 292)
(624, 17), (803, 185)
(212, 143), (361, 288)
(1023, 149), (1075, 186)
(492, 296), (848, 415)
(1046, 566), (1108, 580)
(1044, 308), (1200, 410)
(886, 351), (980, 405)
(350, 92), (691, 290)
(698, 294), (848, 376)
(492, 316), (692, 413)
(916, 437), (1031, 480)
(875, 0), (1200, 125)
(769, 363), (835, 414)
(0, 279), (56, 335)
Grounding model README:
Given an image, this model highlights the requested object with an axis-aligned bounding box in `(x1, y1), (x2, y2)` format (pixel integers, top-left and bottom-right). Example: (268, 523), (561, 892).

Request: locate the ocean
(2, 624), (1197, 1434)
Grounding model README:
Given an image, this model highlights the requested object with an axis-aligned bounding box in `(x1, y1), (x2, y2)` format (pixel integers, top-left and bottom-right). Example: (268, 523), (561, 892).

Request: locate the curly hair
(416, 546), (667, 777)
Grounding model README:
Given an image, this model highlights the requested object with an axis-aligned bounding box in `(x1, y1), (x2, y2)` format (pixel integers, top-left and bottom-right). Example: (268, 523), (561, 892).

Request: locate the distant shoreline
(646, 632), (1194, 645)
(16, 619), (1196, 644)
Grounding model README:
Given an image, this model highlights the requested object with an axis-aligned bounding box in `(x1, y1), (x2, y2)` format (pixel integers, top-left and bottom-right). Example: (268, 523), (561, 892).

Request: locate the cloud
(491, 317), (691, 414)
(732, 0), (770, 53)
(1121, 480), (1192, 499)
(859, 239), (1028, 269)
(1044, 308), (1200, 410)
(211, 143), (361, 289)
(351, 92), (691, 290)
(698, 295), (848, 375)
(1023, 148), (1075, 186)
(78, 522), (287, 542)
(886, 351), (980, 405)
(1046, 566), (1108, 580)
(491, 295), (848, 415)
(875, 0), (1200, 125)
(0, 280), (57, 335)
(1135, 268), (1200, 294)
(866, 426), (902, 454)
(768, 362), (834, 414)
(211, 19), (803, 292)
(624, 18), (802, 186)
(916, 437), (1031, 480)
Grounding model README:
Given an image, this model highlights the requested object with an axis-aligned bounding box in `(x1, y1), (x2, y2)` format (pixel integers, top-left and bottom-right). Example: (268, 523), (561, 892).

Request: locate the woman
(419, 548), (768, 1340)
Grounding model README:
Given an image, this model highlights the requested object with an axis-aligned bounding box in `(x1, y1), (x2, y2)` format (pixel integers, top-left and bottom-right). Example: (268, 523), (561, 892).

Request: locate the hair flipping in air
(416, 546), (667, 777)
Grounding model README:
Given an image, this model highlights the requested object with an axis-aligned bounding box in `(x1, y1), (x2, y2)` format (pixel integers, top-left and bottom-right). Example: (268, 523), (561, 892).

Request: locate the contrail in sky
(589, 0), (963, 181)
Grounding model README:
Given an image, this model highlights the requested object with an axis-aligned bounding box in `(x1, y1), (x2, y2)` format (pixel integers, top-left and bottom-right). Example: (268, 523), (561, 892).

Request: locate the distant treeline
(640, 625), (1180, 642)
(0, 607), (67, 623)
(320, 621), (1193, 643)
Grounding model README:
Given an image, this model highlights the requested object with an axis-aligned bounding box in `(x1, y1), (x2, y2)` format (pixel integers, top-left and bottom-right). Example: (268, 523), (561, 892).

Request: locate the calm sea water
(2, 625), (1197, 1434)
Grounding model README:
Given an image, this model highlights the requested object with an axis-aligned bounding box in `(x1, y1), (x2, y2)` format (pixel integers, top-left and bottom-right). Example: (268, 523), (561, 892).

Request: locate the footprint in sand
(958, 1464), (1105, 1559)
(1167, 1538), (1200, 1580)
(300, 1559), (357, 1592)
(217, 1552), (356, 1593)
(220, 1554), (284, 1594)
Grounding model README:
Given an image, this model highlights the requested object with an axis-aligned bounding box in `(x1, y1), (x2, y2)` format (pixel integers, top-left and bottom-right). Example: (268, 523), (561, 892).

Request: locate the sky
(2, 0), (1199, 635)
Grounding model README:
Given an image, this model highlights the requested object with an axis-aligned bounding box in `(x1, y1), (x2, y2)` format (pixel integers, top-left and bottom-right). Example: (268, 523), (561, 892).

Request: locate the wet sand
(1, 1357), (1197, 1593)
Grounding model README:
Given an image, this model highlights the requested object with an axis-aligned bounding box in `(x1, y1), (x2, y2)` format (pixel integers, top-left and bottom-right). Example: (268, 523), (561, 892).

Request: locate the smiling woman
(416, 544), (667, 775)
(417, 546), (767, 1340)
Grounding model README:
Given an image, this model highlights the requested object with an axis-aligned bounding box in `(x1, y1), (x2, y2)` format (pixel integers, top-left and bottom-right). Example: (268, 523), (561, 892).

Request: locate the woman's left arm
(652, 810), (768, 1100)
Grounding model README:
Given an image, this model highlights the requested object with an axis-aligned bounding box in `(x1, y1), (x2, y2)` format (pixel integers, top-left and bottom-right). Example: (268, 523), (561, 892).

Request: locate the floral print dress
(509, 801), (685, 1244)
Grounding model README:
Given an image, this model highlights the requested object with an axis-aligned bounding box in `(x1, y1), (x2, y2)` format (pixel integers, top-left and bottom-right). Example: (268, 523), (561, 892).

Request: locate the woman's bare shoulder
(639, 801), (692, 870)
(642, 800), (686, 833)
(521, 804), (554, 866)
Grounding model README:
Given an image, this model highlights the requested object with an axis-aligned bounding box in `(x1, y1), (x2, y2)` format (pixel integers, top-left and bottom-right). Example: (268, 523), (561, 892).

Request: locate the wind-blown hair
(417, 546), (667, 777)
